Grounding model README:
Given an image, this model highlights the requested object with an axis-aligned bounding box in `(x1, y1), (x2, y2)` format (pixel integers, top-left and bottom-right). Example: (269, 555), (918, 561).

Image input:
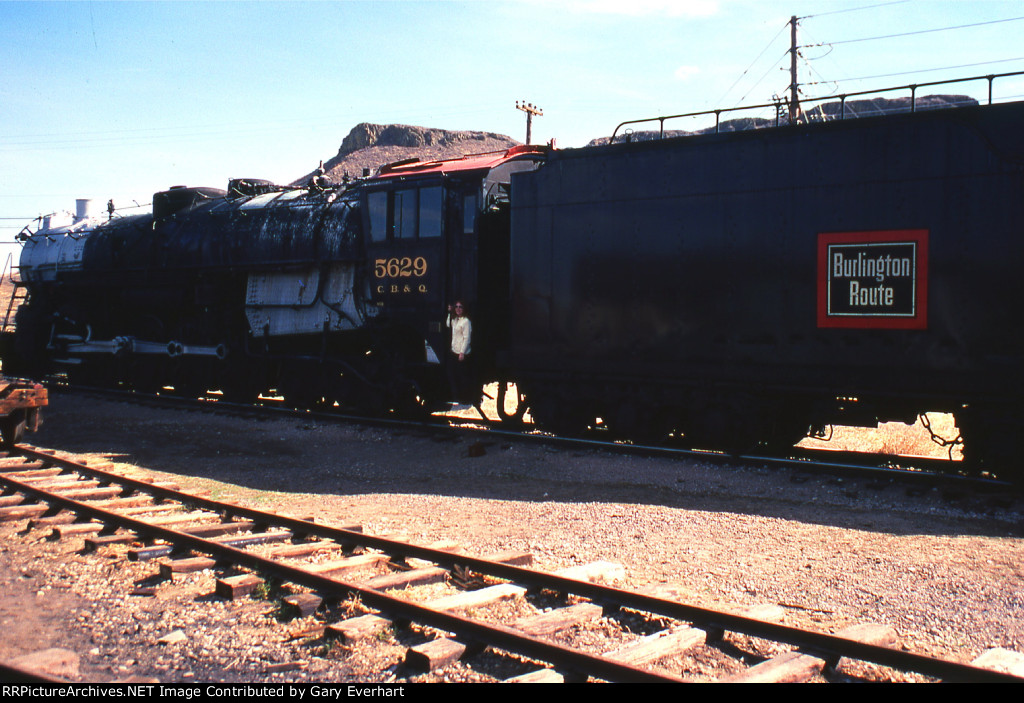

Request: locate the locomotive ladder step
(2, 281), (28, 331)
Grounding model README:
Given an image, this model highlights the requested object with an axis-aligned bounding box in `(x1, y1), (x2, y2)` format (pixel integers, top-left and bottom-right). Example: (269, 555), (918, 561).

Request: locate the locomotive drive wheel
(390, 382), (434, 419)
(218, 357), (263, 404)
(219, 379), (262, 405)
(129, 361), (166, 395)
(496, 381), (527, 426)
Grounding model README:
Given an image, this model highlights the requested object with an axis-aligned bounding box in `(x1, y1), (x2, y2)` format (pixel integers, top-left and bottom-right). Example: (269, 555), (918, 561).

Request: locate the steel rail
(0, 661), (66, 683)
(55, 384), (1015, 493)
(0, 467), (680, 683)
(3, 450), (1018, 682)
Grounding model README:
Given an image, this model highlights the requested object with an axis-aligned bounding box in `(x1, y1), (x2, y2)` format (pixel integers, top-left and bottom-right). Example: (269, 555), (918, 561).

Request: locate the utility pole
(789, 15), (802, 124)
(516, 101), (543, 145)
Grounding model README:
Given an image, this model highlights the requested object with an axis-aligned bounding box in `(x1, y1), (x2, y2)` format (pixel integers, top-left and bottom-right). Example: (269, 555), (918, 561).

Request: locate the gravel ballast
(0, 392), (1021, 682)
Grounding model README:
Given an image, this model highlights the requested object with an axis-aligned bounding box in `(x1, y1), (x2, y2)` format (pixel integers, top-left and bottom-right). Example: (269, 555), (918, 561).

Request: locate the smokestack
(74, 199), (93, 223)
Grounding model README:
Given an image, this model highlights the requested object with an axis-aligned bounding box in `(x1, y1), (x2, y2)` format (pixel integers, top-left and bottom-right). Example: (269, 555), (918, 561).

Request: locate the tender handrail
(610, 100), (785, 144)
(609, 69), (1024, 144)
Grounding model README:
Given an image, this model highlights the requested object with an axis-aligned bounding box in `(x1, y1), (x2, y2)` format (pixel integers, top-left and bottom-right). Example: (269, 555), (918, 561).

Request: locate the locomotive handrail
(609, 69), (1024, 144)
(1, 251), (25, 333)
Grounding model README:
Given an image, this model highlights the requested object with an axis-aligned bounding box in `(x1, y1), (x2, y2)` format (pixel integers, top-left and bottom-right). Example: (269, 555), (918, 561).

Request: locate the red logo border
(816, 229), (929, 329)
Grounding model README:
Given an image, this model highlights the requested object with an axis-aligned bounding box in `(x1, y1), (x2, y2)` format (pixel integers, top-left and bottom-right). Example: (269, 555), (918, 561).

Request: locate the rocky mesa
(293, 123), (520, 186)
(297, 94), (977, 183)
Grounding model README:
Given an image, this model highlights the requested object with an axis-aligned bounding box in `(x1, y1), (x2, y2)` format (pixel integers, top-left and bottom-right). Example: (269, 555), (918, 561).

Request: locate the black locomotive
(5, 83), (1024, 479)
(6, 147), (545, 415)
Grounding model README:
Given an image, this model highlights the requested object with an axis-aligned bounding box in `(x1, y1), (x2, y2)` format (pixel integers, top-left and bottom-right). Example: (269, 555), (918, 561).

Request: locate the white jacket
(446, 314), (472, 355)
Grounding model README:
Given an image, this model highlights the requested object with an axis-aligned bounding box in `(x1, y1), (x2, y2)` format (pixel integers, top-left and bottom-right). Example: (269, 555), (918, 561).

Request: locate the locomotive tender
(505, 97), (1024, 479)
(6, 84), (1024, 478)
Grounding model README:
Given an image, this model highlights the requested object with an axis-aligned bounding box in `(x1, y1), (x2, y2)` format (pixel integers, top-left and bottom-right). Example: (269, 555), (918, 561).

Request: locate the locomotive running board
(51, 336), (226, 359)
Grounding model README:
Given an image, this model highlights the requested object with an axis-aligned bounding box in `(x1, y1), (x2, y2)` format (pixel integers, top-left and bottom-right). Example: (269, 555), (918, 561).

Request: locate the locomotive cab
(363, 145), (546, 408)
(363, 183), (447, 357)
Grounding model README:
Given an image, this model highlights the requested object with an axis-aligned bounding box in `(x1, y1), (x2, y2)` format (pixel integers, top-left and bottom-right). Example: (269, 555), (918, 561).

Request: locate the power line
(810, 15), (1024, 48)
(716, 20), (790, 106)
(799, 53), (838, 97)
(802, 0), (910, 20)
(802, 57), (1024, 86)
(736, 50), (790, 107)
(794, 11), (1024, 113)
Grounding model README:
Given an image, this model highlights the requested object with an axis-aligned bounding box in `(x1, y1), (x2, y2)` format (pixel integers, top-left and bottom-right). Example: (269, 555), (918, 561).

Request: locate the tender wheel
(955, 407), (1022, 482)
(680, 394), (763, 454)
(526, 389), (591, 436)
(758, 415), (813, 453)
(606, 401), (673, 444)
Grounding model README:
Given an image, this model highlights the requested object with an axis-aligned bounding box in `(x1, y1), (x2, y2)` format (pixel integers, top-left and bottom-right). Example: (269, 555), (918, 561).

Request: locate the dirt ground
(0, 391), (1021, 682)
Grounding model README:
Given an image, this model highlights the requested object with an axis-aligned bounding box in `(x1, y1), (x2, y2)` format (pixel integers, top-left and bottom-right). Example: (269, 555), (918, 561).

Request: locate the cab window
(395, 189), (416, 239)
(368, 191), (388, 243)
(367, 186), (443, 241)
(419, 187), (442, 239)
(463, 193), (478, 234)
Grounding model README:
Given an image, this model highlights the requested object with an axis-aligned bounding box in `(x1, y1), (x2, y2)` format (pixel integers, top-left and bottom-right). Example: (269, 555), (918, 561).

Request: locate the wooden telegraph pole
(516, 101), (543, 145)
(789, 15), (802, 124)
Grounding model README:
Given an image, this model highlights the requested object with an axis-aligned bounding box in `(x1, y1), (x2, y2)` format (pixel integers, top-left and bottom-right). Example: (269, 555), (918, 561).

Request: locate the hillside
(293, 123), (520, 186)
(297, 93), (977, 182)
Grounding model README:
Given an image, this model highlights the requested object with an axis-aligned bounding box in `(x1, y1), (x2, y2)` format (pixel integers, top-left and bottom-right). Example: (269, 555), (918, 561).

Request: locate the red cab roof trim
(372, 144), (548, 180)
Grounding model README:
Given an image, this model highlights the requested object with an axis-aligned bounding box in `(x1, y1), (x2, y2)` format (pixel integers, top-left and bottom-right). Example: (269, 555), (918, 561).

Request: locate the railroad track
(1, 445), (1021, 683)
(56, 383), (1018, 496)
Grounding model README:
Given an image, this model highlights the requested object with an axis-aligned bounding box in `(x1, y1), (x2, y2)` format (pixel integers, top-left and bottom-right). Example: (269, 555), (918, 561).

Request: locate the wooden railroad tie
(326, 551), (534, 643)
(402, 560), (624, 673)
(722, 622), (897, 683)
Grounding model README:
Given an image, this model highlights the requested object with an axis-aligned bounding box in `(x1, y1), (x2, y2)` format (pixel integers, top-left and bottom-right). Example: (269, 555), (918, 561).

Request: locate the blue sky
(2, 0), (1023, 250)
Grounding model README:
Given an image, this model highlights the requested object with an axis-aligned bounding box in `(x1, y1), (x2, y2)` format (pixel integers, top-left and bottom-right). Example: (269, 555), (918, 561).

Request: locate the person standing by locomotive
(446, 301), (474, 405)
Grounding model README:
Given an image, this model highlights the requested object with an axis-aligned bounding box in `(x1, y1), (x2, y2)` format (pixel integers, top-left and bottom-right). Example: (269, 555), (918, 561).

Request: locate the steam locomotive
(6, 146), (545, 415)
(6, 84), (1024, 480)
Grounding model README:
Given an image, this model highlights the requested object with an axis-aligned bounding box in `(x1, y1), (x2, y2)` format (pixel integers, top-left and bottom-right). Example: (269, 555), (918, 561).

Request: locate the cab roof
(372, 144), (547, 180)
